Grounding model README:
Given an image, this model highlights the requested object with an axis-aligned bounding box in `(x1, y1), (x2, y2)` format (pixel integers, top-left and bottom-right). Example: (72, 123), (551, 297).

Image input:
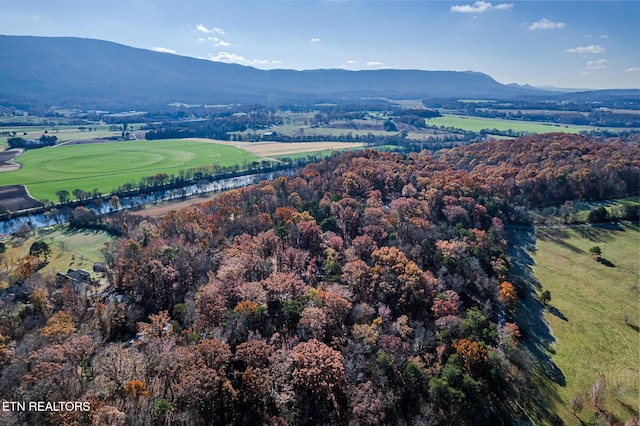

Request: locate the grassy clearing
(0, 139), (259, 202)
(272, 144), (401, 161)
(427, 114), (585, 134)
(1, 225), (114, 287)
(529, 222), (639, 424)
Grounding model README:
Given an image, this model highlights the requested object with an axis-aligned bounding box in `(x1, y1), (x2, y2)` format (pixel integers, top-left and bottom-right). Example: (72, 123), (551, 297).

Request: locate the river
(0, 169), (296, 234)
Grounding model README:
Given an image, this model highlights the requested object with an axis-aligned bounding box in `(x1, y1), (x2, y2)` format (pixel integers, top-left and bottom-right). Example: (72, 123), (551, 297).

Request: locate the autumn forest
(0, 133), (639, 425)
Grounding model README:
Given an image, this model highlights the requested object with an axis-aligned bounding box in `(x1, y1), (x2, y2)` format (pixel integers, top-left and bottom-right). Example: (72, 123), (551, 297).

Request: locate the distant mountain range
(0, 35), (637, 109)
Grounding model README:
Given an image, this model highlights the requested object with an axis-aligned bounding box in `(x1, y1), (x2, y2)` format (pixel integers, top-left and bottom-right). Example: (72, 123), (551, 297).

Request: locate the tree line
(7, 134), (57, 149)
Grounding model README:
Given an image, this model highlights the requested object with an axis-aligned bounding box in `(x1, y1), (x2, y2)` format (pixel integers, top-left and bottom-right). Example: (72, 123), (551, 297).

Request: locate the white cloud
(339, 61), (357, 69)
(311, 38), (321, 43)
(451, 1), (512, 13)
(494, 3), (513, 10)
(207, 52), (280, 67)
(600, 34), (609, 39)
(209, 52), (247, 63)
(625, 67), (640, 72)
(250, 58), (282, 66)
(196, 24), (211, 33)
(209, 37), (230, 47)
(529, 18), (565, 30)
(366, 61), (384, 66)
(586, 59), (608, 70)
(150, 47), (176, 54)
(565, 44), (605, 54)
(197, 24), (225, 35)
(198, 36), (231, 47)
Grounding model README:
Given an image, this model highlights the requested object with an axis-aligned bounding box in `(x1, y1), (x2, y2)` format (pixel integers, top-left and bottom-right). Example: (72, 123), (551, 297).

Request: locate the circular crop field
(0, 139), (259, 202)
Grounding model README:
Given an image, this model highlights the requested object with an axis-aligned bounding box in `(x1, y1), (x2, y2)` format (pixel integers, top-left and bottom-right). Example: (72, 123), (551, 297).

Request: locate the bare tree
(589, 373), (607, 411)
(570, 394), (584, 418)
(613, 381), (625, 402)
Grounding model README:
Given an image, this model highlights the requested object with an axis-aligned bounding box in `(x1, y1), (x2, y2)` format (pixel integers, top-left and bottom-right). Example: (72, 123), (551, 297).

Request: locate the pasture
(0, 225), (113, 286)
(427, 114), (584, 134)
(529, 223), (639, 424)
(0, 139), (259, 202)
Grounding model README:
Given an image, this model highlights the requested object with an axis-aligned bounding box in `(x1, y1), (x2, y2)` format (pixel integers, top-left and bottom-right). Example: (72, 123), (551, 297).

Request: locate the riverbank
(0, 167), (297, 234)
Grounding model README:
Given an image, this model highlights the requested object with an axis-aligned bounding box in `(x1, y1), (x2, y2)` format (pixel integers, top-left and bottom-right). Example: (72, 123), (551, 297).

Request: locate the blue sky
(2, 0), (639, 90)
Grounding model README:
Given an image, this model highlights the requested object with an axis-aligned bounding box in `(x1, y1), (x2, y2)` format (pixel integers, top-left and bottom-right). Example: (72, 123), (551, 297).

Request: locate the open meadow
(0, 139), (259, 202)
(427, 114), (585, 134)
(0, 225), (114, 289)
(528, 223), (639, 425)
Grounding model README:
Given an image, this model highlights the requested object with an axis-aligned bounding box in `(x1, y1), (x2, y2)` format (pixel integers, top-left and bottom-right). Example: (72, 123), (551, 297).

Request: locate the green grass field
(0, 225), (114, 288)
(530, 223), (639, 424)
(0, 139), (259, 202)
(427, 114), (585, 134)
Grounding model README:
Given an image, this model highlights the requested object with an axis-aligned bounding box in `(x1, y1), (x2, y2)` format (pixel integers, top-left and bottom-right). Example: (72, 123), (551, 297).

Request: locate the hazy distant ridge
(1, 35), (564, 108)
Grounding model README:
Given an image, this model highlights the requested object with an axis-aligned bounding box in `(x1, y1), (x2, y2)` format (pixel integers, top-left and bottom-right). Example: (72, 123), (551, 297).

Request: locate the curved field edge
(514, 222), (639, 424)
(0, 139), (260, 202)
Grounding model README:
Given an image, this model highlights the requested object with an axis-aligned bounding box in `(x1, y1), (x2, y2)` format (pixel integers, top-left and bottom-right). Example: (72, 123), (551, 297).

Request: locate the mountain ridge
(0, 34), (608, 109)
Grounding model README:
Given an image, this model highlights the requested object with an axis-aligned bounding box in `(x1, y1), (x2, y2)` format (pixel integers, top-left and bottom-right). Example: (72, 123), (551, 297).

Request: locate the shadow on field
(537, 230), (585, 254)
(548, 306), (568, 322)
(506, 225), (566, 424)
(626, 322), (640, 333)
(597, 257), (616, 268)
(619, 399), (639, 416)
(574, 223), (622, 242)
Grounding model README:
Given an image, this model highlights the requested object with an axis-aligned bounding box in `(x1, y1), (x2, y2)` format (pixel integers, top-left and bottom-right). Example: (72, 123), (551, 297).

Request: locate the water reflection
(0, 169), (295, 234)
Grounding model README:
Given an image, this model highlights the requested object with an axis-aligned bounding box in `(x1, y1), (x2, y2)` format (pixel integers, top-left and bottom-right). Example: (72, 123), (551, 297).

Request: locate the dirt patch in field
(0, 185), (44, 212)
(0, 149), (23, 172)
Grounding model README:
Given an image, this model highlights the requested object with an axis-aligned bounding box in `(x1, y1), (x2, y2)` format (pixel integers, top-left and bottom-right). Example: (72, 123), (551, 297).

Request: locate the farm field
(427, 114), (585, 134)
(0, 185), (43, 211)
(209, 140), (367, 157)
(244, 125), (394, 139)
(0, 139), (259, 202)
(528, 223), (639, 425)
(0, 124), (142, 149)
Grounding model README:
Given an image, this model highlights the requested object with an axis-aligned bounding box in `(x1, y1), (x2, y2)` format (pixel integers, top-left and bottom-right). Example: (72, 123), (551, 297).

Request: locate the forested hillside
(440, 133), (639, 207)
(0, 134), (638, 425)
